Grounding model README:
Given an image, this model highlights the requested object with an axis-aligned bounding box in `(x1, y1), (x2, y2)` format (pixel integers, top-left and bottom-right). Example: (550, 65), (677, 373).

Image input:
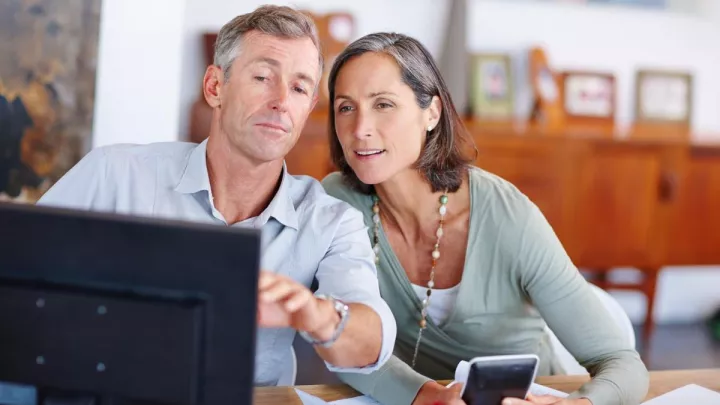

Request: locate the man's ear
(203, 65), (224, 109)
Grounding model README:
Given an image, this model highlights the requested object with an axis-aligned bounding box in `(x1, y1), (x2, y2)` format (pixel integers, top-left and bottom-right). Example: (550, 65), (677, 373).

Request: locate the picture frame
(634, 69), (693, 126)
(469, 53), (514, 120)
(528, 46), (564, 127)
(560, 71), (616, 124)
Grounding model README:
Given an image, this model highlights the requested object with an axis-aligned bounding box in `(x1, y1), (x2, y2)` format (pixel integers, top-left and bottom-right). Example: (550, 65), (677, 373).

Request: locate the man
(37, 5), (395, 386)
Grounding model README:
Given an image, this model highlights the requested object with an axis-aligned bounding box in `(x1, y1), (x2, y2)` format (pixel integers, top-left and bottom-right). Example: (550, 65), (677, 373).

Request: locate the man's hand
(502, 395), (592, 405)
(257, 271), (340, 340)
(412, 381), (466, 405)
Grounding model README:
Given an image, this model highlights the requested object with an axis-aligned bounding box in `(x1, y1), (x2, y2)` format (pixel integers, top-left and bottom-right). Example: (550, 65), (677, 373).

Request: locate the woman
(320, 32), (649, 405)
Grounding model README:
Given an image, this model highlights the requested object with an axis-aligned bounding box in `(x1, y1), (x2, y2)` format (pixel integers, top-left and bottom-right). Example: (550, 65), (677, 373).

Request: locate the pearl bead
(422, 298), (428, 306)
(372, 205), (379, 213)
(436, 227), (443, 238)
(439, 205), (447, 216)
(432, 249), (440, 259)
(419, 319), (427, 329)
(373, 214), (380, 223)
(373, 245), (380, 254)
(428, 280), (435, 288)
(374, 255), (379, 264)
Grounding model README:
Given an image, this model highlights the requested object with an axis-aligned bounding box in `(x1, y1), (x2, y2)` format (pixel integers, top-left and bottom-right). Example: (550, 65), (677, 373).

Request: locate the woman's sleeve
(515, 201), (649, 405)
(337, 355), (431, 405)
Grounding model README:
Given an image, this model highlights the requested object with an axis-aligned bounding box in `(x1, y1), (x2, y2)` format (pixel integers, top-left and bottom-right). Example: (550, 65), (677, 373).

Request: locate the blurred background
(1, 0), (719, 385)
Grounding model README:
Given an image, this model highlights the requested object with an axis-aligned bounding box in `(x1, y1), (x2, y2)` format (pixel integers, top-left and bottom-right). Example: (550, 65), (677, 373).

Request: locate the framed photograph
(528, 46), (564, 126)
(634, 70), (693, 126)
(469, 53), (514, 120)
(560, 71), (616, 124)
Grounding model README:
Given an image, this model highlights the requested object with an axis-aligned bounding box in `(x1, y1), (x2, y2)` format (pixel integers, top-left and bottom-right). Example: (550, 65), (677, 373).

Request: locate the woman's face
(333, 52), (440, 186)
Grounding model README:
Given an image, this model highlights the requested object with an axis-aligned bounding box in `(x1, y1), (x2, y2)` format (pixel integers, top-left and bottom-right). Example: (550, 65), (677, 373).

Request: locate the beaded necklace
(371, 193), (448, 368)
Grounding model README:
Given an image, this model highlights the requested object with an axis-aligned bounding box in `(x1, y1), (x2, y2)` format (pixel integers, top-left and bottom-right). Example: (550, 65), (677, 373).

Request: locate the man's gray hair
(214, 5), (323, 81)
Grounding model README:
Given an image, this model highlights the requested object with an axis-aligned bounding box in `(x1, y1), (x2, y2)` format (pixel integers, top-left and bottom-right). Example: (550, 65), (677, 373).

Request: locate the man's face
(215, 31), (319, 164)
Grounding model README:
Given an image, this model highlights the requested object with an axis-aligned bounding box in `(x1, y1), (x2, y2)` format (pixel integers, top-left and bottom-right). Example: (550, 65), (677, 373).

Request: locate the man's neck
(206, 135), (283, 225)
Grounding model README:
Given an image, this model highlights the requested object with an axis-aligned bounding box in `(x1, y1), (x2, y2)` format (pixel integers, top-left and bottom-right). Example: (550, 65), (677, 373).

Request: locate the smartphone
(457, 354), (539, 405)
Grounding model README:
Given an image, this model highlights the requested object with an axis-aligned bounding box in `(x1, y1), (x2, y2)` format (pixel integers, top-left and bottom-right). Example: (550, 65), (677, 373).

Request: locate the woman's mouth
(355, 149), (386, 158)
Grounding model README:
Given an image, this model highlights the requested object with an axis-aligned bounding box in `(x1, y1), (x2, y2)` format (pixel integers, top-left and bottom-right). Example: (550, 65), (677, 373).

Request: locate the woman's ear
(427, 95), (442, 130)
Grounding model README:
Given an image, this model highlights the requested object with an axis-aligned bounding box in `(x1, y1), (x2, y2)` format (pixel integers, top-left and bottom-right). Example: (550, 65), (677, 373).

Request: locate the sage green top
(321, 167), (649, 405)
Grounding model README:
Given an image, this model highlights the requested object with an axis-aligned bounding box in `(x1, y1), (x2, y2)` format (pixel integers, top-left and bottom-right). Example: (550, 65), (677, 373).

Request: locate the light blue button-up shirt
(37, 139), (396, 386)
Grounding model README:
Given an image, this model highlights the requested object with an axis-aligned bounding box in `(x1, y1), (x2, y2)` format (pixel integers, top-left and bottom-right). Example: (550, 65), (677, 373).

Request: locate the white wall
(469, 0), (720, 142)
(92, 0), (186, 147)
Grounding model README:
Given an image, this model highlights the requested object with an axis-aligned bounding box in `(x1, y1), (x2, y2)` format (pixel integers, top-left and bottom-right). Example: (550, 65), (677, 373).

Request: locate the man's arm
(257, 207), (395, 371)
(310, 206), (395, 371)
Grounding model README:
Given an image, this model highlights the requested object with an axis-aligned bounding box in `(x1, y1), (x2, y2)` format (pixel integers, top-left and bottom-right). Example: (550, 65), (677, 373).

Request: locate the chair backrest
(545, 283), (635, 375)
(276, 346), (298, 386)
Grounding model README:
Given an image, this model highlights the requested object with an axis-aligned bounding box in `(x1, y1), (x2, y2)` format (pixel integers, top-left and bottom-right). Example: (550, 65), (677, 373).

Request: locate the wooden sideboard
(191, 110), (720, 351)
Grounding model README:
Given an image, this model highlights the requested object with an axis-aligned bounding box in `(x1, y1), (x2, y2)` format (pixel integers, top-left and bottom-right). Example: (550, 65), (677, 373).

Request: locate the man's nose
(269, 82), (289, 113)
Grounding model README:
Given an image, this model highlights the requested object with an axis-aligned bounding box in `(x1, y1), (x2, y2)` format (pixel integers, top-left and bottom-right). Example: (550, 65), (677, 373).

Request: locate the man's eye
(254, 76), (267, 82)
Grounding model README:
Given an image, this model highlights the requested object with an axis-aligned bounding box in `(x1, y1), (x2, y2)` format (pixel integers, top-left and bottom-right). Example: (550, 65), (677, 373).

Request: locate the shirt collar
(174, 139), (299, 230)
(174, 138), (211, 195)
(256, 164), (299, 230)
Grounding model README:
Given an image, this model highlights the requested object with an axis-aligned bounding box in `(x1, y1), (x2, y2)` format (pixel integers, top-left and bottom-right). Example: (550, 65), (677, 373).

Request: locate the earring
(427, 125), (433, 132)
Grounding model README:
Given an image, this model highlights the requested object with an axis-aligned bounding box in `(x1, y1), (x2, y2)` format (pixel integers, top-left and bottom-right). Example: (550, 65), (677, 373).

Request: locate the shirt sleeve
(37, 147), (115, 211)
(337, 355), (431, 405)
(516, 201), (649, 405)
(313, 205), (397, 374)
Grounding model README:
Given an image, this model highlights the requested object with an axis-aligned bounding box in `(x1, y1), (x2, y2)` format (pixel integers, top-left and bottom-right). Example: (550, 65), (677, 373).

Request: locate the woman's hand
(502, 395), (592, 405)
(411, 381), (466, 405)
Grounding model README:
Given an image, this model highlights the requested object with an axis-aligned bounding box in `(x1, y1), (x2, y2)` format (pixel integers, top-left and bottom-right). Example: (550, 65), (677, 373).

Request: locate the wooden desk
(253, 369), (720, 404)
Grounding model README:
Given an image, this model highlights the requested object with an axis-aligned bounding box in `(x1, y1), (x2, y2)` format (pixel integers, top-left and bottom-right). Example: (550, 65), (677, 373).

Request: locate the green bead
(372, 195), (379, 203)
(439, 195), (448, 205)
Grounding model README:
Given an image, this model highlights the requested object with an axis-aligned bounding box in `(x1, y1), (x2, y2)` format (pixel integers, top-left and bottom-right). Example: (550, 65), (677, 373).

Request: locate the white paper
(640, 384), (720, 405)
(529, 383), (569, 398)
(330, 395), (382, 405)
(295, 388), (329, 405)
(294, 389), (382, 405)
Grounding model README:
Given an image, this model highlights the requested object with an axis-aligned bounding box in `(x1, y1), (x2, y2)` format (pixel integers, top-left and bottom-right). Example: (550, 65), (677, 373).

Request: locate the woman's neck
(374, 168), (469, 243)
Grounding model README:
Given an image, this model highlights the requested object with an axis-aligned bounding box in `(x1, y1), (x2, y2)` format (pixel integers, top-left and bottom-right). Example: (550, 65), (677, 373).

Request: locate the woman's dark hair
(327, 32), (476, 194)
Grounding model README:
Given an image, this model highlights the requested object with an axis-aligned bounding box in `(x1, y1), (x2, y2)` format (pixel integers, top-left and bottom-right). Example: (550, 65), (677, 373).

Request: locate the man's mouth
(256, 123), (288, 133)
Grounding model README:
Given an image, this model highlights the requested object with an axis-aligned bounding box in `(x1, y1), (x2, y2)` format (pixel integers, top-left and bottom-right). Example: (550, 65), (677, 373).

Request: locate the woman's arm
(337, 355), (432, 405)
(515, 203), (649, 405)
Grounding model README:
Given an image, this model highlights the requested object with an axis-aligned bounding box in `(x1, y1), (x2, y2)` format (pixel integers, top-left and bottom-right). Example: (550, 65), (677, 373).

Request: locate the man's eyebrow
(249, 57), (316, 87)
(296, 72), (316, 88)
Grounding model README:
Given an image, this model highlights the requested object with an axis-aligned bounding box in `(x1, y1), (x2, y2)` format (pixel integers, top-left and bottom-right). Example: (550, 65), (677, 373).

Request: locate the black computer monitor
(0, 202), (261, 405)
